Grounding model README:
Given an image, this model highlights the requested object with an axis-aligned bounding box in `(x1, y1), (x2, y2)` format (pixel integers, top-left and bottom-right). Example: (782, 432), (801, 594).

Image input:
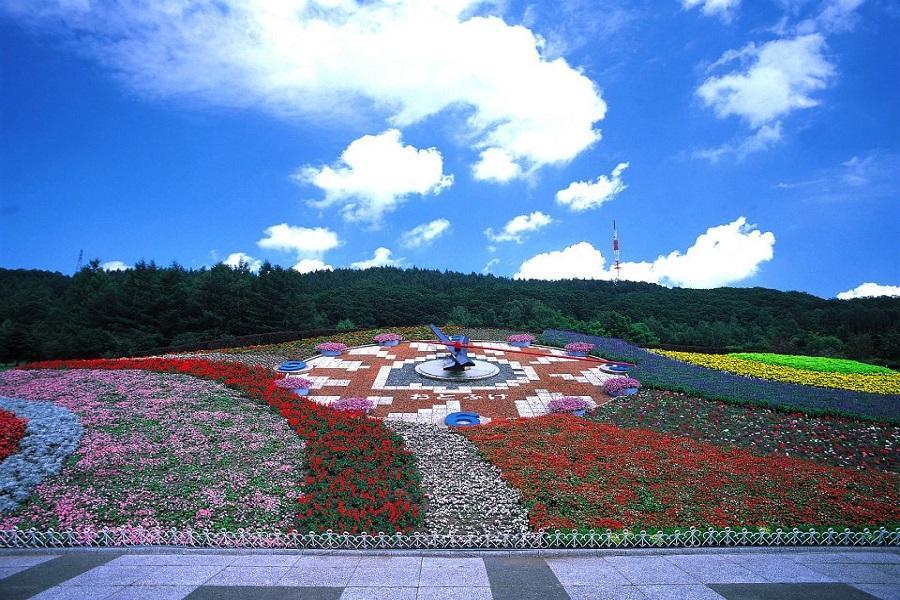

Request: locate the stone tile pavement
(0, 548), (897, 599)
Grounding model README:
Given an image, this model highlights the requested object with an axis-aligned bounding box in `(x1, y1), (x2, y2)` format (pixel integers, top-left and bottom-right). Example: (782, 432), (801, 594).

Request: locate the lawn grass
(729, 353), (894, 375)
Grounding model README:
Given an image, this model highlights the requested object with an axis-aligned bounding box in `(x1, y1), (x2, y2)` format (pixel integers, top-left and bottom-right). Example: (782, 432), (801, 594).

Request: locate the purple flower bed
(274, 377), (312, 390)
(333, 397), (374, 412)
(543, 329), (900, 422)
(547, 397), (588, 413)
(564, 342), (594, 354)
(373, 333), (403, 343)
(507, 334), (536, 344)
(315, 342), (348, 353)
(603, 377), (641, 395)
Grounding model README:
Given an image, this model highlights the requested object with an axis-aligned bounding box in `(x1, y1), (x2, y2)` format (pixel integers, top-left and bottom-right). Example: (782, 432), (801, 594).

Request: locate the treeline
(1, 262), (898, 366)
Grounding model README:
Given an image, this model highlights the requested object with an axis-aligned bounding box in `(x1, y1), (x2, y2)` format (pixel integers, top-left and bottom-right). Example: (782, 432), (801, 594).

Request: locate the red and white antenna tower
(613, 220), (621, 284)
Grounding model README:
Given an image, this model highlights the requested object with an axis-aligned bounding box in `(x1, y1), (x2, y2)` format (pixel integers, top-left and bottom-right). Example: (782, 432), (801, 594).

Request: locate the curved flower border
(0, 397), (83, 512)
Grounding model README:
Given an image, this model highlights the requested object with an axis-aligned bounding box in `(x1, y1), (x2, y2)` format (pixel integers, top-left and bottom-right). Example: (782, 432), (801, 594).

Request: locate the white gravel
(385, 421), (530, 535)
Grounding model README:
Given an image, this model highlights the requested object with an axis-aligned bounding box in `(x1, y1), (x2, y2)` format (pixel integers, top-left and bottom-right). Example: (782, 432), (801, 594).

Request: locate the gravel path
(385, 421), (530, 535)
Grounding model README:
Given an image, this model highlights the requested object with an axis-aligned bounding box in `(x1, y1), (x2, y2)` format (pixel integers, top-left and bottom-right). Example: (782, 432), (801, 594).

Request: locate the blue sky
(0, 0), (897, 300)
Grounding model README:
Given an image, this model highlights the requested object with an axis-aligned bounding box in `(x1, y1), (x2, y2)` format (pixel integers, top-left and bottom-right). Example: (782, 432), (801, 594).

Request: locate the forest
(1, 262), (898, 366)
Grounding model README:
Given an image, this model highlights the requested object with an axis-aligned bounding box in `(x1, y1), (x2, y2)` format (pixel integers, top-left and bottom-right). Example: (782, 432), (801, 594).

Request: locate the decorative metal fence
(2, 527), (897, 550)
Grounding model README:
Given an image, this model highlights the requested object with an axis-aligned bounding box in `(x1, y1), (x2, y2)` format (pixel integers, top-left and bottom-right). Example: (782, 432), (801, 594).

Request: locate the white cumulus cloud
(101, 261), (130, 272)
(350, 247), (401, 270)
(515, 242), (609, 281)
(556, 162), (629, 211)
(292, 258), (334, 274)
(401, 218), (452, 249)
(257, 223), (341, 257)
(297, 129), (453, 224)
(472, 148), (522, 183)
(836, 283), (900, 300)
(4, 1), (607, 179)
(682, 0), (741, 21)
(515, 217), (775, 288)
(697, 34), (834, 129)
(223, 252), (262, 273)
(485, 211), (554, 243)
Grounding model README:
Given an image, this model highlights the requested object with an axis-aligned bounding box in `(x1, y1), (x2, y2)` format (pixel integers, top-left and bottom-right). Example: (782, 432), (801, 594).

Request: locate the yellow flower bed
(655, 350), (900, 394)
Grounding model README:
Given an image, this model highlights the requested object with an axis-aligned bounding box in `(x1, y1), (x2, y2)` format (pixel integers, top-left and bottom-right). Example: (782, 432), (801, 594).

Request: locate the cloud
(836, 282), (900, 300)
(774, 151), (900, 202)
(697, 34), (834, 128)
(482, 258), (500, 274)
(644, 217), (775, 288)
(514, 242), (609, 281)
(555, 162), (629, 211)
(257, 223), (341, 257)
(796, 0), (865, 35)
(101, 261), (130, 272)
(693, 122), (783, 162)
(5, 1), (607, 178)
(223, 252), (262, 273)
(401, 218), (451, 249)
(472, 148), (522, 183)
(297, 129), (453, 224)
(682, 0), (741, 21)
(292, 258), (334, 274)
(485, 211), (554, 243)
(350, 247), (401, 270)
(515, 217), (775, 288)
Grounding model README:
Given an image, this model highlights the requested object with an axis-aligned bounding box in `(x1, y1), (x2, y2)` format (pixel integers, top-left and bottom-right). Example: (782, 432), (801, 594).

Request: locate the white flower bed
(385, 421), (530, 535)
(0, 397), (83, 512)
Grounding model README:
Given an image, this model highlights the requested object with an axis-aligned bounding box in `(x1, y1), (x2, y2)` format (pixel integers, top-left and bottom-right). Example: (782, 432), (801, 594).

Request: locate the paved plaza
(0, 548), (897, 599)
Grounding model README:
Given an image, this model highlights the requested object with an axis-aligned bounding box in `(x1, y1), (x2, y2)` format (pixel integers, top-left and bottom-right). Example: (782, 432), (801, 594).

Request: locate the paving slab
(339, 587), (418, 599)
(709, 582), (883, 599)
(106, 586), (197, 600)
(638, 584), (728, 599)
(281, 565), (354, 587)
(110, 554), (235, 567)
(204, 565), (291, 586)
(604, 556), (699, 585)
(852, 583), (900, 600)
(59, 564), (157, 586)
(0, 552), (120, 600)
(0, 555), (59, 568)
(483, 556), (569, 600)
(728, 555), (837, 583)
(420, 557), (490, 587)
(565, 585), (648, 599)
(31, 584), (124, 599)
(663, 555), (768, 584)
(546, 557), (631, 585)
(347, 557), (421, 587)
(228, 554), (300, 567)
(415, 587), (493, 599)
(137, 565), (224, 586)
(804, 562), (898, 584)
(184, 585), (343, 599)
(0, 566), (31, 580)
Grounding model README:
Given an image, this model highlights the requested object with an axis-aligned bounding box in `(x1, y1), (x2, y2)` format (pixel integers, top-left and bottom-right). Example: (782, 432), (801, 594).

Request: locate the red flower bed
(22, 358), (421, 534)
(462, 414), (900, 532)
(0, 408), (27, 462)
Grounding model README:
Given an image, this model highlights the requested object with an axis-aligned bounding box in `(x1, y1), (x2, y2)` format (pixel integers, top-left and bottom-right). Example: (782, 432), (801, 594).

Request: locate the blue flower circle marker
(277, 360), (308, 372)
(445, 411), (481, 427)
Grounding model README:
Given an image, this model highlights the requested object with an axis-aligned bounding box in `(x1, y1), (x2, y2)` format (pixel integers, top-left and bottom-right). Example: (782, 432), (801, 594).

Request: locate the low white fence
(1, 527), (897, 549)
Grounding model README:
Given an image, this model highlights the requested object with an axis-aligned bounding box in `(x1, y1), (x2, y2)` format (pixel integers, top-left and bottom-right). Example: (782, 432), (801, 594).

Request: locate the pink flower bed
(0, 369), (306, 532)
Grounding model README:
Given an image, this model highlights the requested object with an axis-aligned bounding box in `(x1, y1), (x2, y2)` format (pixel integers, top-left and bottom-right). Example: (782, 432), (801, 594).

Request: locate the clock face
(299, 341), (622, 425)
